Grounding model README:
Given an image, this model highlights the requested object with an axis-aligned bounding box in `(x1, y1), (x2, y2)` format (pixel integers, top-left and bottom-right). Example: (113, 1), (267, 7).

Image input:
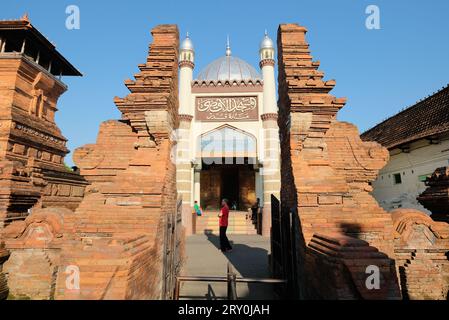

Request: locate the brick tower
(0, 15), (87, 228)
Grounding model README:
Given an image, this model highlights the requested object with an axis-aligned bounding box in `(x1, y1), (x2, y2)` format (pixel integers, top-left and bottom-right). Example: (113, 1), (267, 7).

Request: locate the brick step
(197, 226), (255, 231)
(194, 212), (256, 235)
(196, 218), (251, 221)
(199, 230), (258, 235)
(195, 222), (253, 227)
(195, 225), (257, 235)
(197, 223), (254, 227)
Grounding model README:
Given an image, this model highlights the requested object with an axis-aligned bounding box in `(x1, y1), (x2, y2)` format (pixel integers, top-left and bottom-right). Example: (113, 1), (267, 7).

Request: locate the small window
(393, 173), (402, 185)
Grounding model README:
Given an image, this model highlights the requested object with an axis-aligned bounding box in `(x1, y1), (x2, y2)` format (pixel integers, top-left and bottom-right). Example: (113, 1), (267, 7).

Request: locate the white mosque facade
(176, 33), (280, 236)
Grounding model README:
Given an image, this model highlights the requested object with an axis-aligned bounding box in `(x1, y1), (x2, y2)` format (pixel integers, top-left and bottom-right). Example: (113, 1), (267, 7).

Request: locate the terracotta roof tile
(361, 85), (449, 149)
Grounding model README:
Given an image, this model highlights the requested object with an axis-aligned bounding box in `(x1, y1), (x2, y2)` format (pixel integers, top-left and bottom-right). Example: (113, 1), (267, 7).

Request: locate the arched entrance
(196, 125), (260, 211)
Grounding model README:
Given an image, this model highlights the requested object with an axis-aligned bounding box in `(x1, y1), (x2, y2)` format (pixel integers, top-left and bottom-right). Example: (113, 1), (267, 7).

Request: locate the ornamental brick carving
(391, 209), (449, 300)
(277, 23), (401, 299)
(1, 207), (69, 300)
(0, 47), (87, 229)
(0, 19), (447, 301)
(179, 114), (194, 122)
(54, 25), (181, 300)
(261, 113), (278, 121)
(259, 59), (275, 68)
(179, 60), (194, 69)
(277, 23), (449, 300)
(417, 167), (449, 223)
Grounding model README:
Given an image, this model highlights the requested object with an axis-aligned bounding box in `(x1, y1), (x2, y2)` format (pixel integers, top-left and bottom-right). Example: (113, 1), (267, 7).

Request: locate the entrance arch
(195, 125), (260, 211)
(198, 124), (257, 160)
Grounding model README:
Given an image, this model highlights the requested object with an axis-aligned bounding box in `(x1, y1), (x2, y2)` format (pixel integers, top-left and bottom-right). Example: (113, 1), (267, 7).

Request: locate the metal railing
(174, 263), (287, 300)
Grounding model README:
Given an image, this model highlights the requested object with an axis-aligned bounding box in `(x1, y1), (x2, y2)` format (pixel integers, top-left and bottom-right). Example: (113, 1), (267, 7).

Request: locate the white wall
(371, 137), (449, 213)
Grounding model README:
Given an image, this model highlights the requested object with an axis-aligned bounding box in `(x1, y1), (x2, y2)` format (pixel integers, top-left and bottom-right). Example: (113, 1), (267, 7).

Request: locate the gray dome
(180, 35), (194, 51)
(196, 56), (261, 82)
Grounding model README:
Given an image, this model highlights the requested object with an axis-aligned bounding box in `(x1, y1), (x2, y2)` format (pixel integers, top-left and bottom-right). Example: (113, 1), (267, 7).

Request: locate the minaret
(179, 33), (194, 115)
(259, 31), (280, 237)
(177, 33), (195, 235)
(260, 30), (277, 114)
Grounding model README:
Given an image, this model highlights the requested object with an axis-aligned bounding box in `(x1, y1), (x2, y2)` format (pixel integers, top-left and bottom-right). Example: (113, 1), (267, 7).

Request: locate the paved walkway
(179, 233), (276, 300)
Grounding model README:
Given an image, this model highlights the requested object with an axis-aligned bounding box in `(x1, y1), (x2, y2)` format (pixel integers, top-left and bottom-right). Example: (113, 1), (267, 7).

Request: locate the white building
(176, 33), (280, 236)
(361, 85), (449, 213)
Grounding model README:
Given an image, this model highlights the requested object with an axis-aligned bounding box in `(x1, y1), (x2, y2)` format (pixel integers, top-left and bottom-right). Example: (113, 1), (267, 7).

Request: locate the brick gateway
(0, 18), (448, 300)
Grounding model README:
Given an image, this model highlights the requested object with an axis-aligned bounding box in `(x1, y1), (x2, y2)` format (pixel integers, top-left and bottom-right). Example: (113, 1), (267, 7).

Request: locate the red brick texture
(306, 233), (400, 299)
(0, 19), (87, 299)
(417, 167), (449, 223)
(277, 23), (401, 299)
(0, 244), (9, 299)
(1, 207), (69, 299)
(54, 25), (181, 300)
(0, 54), (87, 228)
(391, 209), (449, 300)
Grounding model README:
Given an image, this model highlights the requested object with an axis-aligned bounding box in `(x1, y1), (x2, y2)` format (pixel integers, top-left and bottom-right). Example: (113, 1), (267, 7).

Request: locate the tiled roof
(361, 85), (449, 149)
(0, 17), (82, 76)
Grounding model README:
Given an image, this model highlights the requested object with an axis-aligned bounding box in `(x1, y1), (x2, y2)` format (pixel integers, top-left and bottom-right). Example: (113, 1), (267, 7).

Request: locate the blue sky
(3, 0), (449, 165)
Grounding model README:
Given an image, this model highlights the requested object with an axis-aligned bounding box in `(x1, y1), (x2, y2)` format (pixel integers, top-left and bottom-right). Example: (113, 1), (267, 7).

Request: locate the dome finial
(260, 30), (274, 50)
(226, 35), (231, 56)
(180, 33), (194, 51)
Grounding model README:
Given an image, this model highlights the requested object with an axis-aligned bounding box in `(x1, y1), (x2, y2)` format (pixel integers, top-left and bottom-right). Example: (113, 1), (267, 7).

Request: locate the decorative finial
(265, 29), (268, 36)
(21, 13), (29, 22)
(226, 35), (231, 56)
(186, 31), (190, 38)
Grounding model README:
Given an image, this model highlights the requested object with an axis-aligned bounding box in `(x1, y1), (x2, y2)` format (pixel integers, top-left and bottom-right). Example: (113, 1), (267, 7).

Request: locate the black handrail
(174, 263), (287, 300)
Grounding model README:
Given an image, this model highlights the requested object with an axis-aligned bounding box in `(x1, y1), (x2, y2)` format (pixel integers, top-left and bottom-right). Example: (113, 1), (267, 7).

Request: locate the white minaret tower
(177, 33), (195, 235)
(259, 31), (280, 237)
(259, 31), (277, 114)
(179, 33), (194, 115)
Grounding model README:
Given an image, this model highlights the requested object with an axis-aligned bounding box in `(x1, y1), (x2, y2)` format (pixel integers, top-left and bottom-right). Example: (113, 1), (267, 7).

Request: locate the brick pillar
(177, 114), (193, 235)
(261, 113), (281, 237)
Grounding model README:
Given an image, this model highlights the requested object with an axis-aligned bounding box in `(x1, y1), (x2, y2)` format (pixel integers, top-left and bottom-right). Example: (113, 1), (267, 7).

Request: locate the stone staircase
(194, 211), (257, 235)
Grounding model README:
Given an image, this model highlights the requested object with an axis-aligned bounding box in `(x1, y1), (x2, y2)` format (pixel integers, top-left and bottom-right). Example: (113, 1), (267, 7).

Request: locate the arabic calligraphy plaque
(195, 96), (259, 121)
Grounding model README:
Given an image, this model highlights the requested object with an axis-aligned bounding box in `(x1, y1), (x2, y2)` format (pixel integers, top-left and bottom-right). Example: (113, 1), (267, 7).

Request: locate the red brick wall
(0, 49), (87, 228)
(53, 24), (180, 300)
(392, 209), (449, 300)
(277, 23), (401, 299)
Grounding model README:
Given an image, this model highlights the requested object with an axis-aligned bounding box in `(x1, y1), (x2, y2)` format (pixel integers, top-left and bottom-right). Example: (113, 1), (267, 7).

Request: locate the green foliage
(64, 163), (74, 172)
